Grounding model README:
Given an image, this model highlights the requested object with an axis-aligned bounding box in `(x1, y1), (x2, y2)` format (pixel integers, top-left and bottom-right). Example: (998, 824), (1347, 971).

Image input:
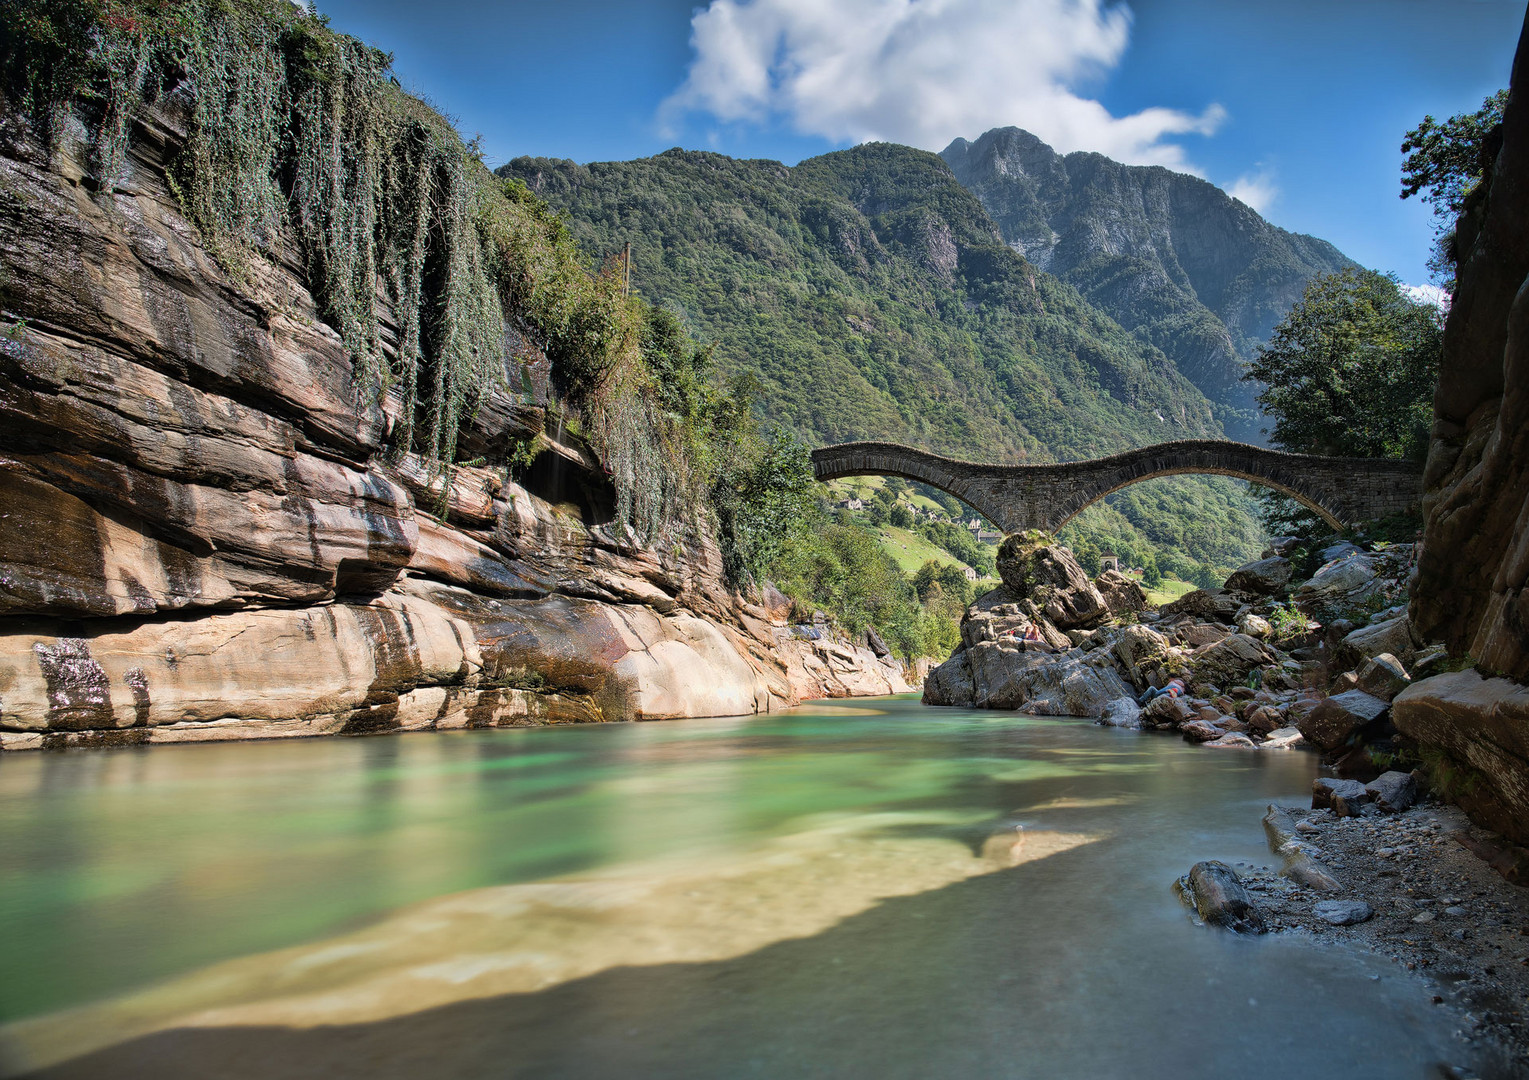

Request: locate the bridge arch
(811, 440), (1423, 536)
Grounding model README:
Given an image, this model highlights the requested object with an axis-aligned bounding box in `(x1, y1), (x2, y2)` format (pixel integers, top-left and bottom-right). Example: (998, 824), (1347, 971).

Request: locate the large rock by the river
(996, 537), (1107, 630)
(1183, 861), (1266, 934)
(1295, 553), (1377, 604)
(1187, 633), (1274, 691)
(1297, 690), (1391, 751)
(1224, 557), (1293, 596)
(1340, 615), (1414, 665)
(1114, 624), (1169, 688)
(965, 642), (1137, 719)
(922, 646), (976, 706)
(1393, 671), (1529, 845)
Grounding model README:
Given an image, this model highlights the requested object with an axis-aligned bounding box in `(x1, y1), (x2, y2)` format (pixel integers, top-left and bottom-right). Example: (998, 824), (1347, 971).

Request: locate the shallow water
(0, 697), (1470, 1078)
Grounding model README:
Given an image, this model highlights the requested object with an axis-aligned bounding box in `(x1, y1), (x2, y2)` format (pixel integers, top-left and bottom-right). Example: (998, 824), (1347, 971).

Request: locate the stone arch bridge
(811, 440), (1423, 535)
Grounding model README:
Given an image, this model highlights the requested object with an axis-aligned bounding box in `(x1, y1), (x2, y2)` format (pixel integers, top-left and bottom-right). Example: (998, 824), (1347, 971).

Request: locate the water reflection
(0, 698), (1473, 1078)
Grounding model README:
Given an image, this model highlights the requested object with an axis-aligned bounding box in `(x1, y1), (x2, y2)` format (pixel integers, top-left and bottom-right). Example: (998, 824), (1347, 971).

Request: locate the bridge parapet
(811, 440), (1423, 534)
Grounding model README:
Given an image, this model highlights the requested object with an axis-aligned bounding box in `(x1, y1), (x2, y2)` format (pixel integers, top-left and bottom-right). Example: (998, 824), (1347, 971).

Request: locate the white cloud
(1226, 167), (1278, 214)
(1401, 283), (1450, 310)
(661, 0), (1224, 168)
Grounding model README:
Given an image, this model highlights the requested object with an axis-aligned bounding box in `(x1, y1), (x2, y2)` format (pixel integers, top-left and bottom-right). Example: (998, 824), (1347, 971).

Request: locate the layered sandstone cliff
(0, 100), (906, 750)
(1397, 10), (1529, 843)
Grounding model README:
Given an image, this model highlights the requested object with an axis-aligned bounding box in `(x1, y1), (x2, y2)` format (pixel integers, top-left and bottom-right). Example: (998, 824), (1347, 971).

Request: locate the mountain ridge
(941, 127), (1357, 442)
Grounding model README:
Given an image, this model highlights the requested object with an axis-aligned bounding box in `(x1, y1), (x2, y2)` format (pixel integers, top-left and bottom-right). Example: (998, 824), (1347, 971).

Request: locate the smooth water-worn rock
(1114, 624), (1170, 688)
(1341, 616), (1414, 666)
(1296, 554), (1377, 603)
(1311, 777), (1369, 811)
(1393, 671), (1529, 845)
(1365, 771), (1418, 814)
(0, 97), (902, 748)
(1314, 900), (1373, 926)
(1187, 634), (1274, 691)
(1183, 861), (1267, 933)
(1357, 654), (1412, 702)
(1298, 691), (1390, 751)
(1161, 587), (1248, 623)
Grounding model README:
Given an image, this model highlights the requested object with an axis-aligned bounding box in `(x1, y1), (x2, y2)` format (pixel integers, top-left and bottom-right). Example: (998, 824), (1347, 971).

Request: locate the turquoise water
(0, 697), (1469, 1078)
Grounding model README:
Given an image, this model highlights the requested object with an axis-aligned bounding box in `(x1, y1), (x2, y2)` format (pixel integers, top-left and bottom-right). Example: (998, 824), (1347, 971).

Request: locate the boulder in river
(1181, 719), (1225, 742)
(922, 646), (975, 706)
(1140, 694), (1194, 729)
(967, 643), (1136, 718)
(1182, 861), (1267, 933)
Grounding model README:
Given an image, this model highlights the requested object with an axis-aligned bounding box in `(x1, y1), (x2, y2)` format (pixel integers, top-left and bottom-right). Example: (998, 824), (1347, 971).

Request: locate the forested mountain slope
(942, 128), (1356, 442)
(501, 144), (1220, 463)
(501, 144), (1266, 571)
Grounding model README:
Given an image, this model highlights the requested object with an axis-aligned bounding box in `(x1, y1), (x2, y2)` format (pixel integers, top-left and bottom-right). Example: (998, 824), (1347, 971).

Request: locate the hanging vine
(0, 0), (732, 542)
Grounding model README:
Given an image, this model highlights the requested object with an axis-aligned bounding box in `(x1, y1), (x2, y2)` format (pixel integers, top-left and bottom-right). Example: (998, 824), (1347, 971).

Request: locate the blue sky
(313, 0), (1522, 285)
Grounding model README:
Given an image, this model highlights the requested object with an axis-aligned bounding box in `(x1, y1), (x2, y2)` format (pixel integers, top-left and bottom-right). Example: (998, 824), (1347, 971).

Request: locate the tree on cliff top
(1245, 268), (1442, 463)
(1244, 268), (1441, 535)
(1401, 89), (1507, 287)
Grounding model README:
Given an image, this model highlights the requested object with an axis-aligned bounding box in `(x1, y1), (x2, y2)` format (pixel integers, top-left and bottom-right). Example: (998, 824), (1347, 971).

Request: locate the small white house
(962, 566), (978, 582)
(1100, 552), (1120, 573)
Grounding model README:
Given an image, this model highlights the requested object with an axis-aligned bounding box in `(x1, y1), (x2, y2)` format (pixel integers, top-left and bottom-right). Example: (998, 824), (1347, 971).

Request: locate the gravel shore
(1214, 801), (1529, 1078)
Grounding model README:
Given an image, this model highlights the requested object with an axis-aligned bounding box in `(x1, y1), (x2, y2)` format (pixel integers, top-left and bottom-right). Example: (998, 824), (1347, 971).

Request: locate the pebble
(1414, 912), (1436, 924)
(1445, 905), (1467, 917)
(1314, 900), (1374, 926)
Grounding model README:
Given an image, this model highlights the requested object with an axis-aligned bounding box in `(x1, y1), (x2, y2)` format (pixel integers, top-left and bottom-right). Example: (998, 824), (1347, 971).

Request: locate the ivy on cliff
(0, 0), (739, 542)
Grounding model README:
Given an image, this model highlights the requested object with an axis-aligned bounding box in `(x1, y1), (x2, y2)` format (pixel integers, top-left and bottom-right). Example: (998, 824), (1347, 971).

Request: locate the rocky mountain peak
(941, 127), (1357, 442)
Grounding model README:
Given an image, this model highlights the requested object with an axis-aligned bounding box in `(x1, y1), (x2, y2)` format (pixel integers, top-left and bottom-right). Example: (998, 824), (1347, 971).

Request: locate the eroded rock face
(1398, 14), (1529, 839)
(0, 101), (899, 748)
(1410, 16), (1529, 684)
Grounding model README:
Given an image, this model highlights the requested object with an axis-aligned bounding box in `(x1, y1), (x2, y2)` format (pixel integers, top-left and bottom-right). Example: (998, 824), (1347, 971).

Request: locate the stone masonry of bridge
(812, 440), (1424, 535)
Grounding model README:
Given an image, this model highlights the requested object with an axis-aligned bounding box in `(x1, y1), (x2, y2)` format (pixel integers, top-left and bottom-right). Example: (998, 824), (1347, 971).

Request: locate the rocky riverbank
(0, 96), (908, 751)
(1179, 790), (1529, 1078)
(923, 529), (1433, 759)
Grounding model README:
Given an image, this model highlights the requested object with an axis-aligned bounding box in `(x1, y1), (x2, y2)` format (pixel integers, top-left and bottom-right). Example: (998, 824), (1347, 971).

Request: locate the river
(0, 696), (1467, 1078)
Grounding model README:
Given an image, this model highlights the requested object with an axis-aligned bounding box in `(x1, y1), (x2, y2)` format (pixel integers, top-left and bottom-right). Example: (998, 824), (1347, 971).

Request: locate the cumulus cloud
(661, 0), (1224, 168)
(1401, 283), (1450, 310)
(1226, 167), (1278, 214)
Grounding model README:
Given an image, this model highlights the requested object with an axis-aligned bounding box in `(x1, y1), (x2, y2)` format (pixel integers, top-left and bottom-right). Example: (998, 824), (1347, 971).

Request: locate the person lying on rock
(1138, 678), (1186, 706)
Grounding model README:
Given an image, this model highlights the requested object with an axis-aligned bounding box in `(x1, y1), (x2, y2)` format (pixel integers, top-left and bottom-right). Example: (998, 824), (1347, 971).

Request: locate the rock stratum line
(812, 440), (1424, 533)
